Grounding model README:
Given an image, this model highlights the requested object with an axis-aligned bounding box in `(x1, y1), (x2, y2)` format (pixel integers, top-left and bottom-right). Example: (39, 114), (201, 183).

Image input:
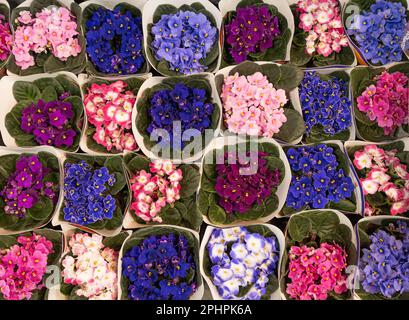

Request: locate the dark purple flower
(224, 5), (281, 64)
(54, 129), (76, 147)
(49, 110), (67, 127)
(214, 151), (281, 215)
(27, 155), (42, 172)
(16, 171), (32, 188)
(17, 192), (35, 209)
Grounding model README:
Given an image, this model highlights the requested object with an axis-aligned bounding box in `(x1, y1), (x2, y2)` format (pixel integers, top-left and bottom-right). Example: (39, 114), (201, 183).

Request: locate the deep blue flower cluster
(347, 0), (407, 65)
(300, 71), (352, 136)
(360, 220), (409, 298)
(147, 83), (214, 149)
(286, 144), (355, 210)
(122, 233), (197, 300)
(63, 161), (116, 226)
(85, 7), (145, 74)
(151, 10), (217, 74)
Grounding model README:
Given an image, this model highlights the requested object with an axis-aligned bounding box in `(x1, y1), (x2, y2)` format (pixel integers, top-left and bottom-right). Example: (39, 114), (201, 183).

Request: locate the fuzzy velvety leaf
(329, 199), (357, 213)
(33, 78), (65, 96)
(102, 231), (129, 251)
(13, 82), (41, 102)
(153, 4), (178, 22)
(265, 156), (285, 183)
(397, 151), (409, 167)
(0, 235), (18, 249)
(41, 86), (58, 102)
(27, 197), (54, 221)
(275, 64), (304, 91)
(308, 211), (339, 238)
(229, 61), (263, 76)
(200, 175), (216, 193)
(104, 156), (124, 174)
(110, 172), (126, 195)
(125, 153), (150, 174)
(290, 43), (312, 67)
(288, 215), (311, 242)
(55, 75), (81, 97)
(208, 203), (227, 224)
(179, 165), (200, 198)
(274, 108), (305, 143)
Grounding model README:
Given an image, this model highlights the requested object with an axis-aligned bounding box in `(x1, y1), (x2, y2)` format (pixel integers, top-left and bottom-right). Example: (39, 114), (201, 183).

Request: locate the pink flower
(353, 150), (373, 170)
(12, 6), (82, 69)
(84, 81), (137, 152)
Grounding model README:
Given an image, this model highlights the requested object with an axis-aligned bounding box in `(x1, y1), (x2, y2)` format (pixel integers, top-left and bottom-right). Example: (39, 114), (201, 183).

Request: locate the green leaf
(200, 175), (216, 193)
(104, 156), (124, 173)
(27, 197), (53, 221)
(290, 44), (312, 67)
(179, 165), (200, 198)
(33, 78), (65, 96)
(208, 204), (226, 224)
(102, 232), (129, 251)
(329, 199), (357, 213)
(41, 86), (58, 102)
(274, 108), (305, 143)
(13, 82), (41, 102)
(59, 281), (74, 296)
(153, 4), (178, 22)
(265, 156), (285, 183)
(0, 235), (18, 248)
(125, 154), (150, 174)
(288, 215), (312, 242)
(55, 75), (81, 97)
(110, 172), (126, 195)
(309, 211), (340, 238)
(275, 64), (304, 91)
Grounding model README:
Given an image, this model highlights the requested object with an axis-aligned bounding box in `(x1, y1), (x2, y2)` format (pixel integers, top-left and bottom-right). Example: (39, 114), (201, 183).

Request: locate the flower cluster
(353, 145), (409, 216)
(84, 81), (137, 152)
(286, 243), (348, 300)
(147, 83), (214, 148)
(0, 234), (53, 300)
(359, 220), (409, 298)
(63, 161), (116, 226)
(299, 71), (352, 136)
(61, 233), (118, 300)
(357, 71), (409, 136)
(21, 95), (77, 148)
(0, 14), (11, 62)
(130, 159), (183, 223)
(286, 145), (354, 210)
(12, 7), (82, 70)
(208, 227), (279, 300)
(151, 10), (217, 74)
(347, 0), (407, 65)
(215, 151), (280, 214)
(85, 7), (145, 74)
(224, 6), (280, 63)
(0, 155), (57, 217)
(221, 72), (288, 137)
(296, 0), (348, 57)
(122, 233), (197, 300)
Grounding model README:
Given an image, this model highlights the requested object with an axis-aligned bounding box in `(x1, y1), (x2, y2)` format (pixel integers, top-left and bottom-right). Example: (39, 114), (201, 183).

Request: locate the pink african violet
(12, 7), (82, 70)
(0, 14), (11, 62)
(83, 81), (137, 152)
(130, 159), (182, 223)
(357, 71), (409, 136)
(61, 233), (118, 300)
(0, 234), (53, 300)
(296, 0), (348, 57)
(286, 243), (348, 300)
(354, 144), (409, 216)
(221, 72), (288, 137)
